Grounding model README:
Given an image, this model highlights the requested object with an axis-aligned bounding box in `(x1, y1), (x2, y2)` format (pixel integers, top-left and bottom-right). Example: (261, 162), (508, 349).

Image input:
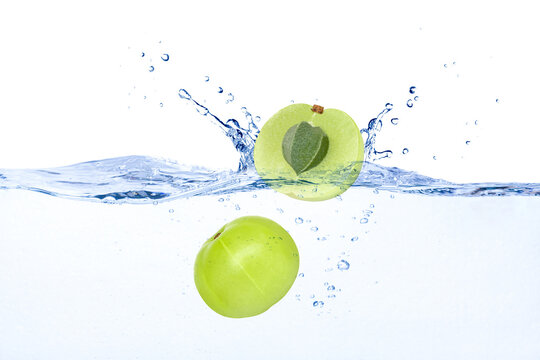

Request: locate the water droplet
(327, 285), (335, 291)
(407, 99), (413, 108)
(218, 198), (224, 202)
(311, 226), (319, 232)
(141, 52), (145, 57)
(337, 260), (350, 271)
(178, 89), (191, 100)
(409, 86), (416, 94)
(414, 95), (419, 101)
(402, 148), (409, 154)
(217, 87), (223, 93)
(295, 217), (303, 224)
(149, 66), (155, 72)
(391, 118), (399, 125)
(360, 218), (368, 224)
(385, 103), (393, 110)
(298, 273), (304, 278)
(196, 107), (209, 116)
(466, 140), (471, 145)
(159, 102), (163, 107)
(161, 54), (170, 61)
(204, 76), (210, 82)
(351, 236), (359, 242)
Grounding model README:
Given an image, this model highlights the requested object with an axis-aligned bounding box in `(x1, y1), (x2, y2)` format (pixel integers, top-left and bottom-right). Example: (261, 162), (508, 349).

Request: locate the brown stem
(311, 104), (324, 114)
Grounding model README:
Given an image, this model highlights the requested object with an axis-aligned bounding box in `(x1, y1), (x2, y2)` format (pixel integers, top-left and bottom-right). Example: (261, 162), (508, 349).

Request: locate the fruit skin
(254, 103), (364, 201)
(194, 216), (299, 318)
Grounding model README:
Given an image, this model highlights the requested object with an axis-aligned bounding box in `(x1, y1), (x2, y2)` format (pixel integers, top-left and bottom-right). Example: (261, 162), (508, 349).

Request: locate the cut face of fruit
(254, 104), (364, 201)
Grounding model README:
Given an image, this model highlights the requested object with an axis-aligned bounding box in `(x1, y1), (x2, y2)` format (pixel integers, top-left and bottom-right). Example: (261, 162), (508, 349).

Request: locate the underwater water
(1, 85), (540, 360)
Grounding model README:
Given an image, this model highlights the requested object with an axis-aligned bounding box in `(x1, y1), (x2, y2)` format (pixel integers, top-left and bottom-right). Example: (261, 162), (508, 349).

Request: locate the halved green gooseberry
(254, 104), (364, 201)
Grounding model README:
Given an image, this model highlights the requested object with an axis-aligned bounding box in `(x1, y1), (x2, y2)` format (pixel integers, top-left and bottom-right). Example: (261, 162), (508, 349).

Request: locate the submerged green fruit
(194, 216), (299, 318)
(254, 104), (364, 201)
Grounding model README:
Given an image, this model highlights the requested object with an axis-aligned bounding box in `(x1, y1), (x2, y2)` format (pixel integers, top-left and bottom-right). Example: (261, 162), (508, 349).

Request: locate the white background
(1, 0), (540, 183)
(2, 2), (540, 360)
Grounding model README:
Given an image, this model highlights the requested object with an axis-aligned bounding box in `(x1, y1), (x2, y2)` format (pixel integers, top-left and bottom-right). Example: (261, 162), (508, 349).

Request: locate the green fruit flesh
(254, 104), (364, 201)
(194, 216), (299, 318)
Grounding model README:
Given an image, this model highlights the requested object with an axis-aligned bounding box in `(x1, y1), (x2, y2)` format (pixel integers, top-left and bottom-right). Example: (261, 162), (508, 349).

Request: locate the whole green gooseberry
(194, 216), (300, 318)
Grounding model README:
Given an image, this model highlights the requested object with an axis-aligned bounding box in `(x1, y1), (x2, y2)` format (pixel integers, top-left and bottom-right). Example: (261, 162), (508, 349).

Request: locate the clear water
(1, 83), (540, 359)
(1, 89), (539, 203)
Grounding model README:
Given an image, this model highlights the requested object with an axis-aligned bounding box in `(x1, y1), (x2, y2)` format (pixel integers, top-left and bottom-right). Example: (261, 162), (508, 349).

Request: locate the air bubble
(337, 260), (350, 271)
(298, 273), (304, 278)
(351, 236), (359, 242)
(149, 66), (155, 72)
(327, 285), (335, 291)
(204, 76), (210, 82)
(385, 103), (393, 110)
(313, 301), (324, 308)
(218, 198), (224, 202)
(402, 148), (409, 154)
(311, 226), (319, 232)
(218, 87), (223, 93)
(160, 102), (163, 107)
(391, 118), (399, 125)
(466, 140), (471, 145)
(169, 209), (174, 213)
(161, 54), (170, 61)
(409, 86), (416, 94)
(360, 218), (368, 224)
(407, 99), (413, 108)
(141, 52), (145, 57)
(234, 204), (240, 211)
(295, 217), (304, 224)
(414, 96), (419, 101)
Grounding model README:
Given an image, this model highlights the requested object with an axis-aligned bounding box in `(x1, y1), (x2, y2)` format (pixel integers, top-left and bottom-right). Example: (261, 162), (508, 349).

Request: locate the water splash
(2, 88), (540, 203)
